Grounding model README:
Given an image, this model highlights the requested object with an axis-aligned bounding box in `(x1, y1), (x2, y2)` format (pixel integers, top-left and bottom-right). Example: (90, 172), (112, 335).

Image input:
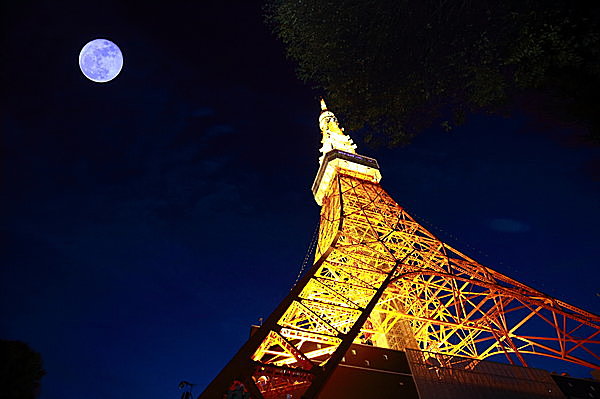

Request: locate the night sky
(2, 1), (599, 398)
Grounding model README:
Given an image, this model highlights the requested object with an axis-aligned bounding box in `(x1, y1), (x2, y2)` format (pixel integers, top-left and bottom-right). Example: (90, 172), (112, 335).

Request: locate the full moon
(78, 39), (123, 83)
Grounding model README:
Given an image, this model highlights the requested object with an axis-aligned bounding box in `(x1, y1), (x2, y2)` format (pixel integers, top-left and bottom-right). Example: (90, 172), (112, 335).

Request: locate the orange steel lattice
(198, 102), (600, 399)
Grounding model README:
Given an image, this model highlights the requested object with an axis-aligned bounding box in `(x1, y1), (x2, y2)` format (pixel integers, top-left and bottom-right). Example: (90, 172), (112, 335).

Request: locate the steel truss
(199, 173), (600, 399)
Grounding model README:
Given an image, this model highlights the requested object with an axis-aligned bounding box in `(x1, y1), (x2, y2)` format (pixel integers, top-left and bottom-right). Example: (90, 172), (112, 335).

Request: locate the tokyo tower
(198, 101), (600, 399)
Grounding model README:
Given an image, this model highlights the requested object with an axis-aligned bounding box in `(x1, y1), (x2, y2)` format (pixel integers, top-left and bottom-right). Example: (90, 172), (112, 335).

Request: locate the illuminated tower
(199, 101), (600, 399)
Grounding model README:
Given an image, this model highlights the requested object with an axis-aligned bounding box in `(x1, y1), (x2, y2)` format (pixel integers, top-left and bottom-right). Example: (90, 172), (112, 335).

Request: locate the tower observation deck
(198, 102), (600, 399)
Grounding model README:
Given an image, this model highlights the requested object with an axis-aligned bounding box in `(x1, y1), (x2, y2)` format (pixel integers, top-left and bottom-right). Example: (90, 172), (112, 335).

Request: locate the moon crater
(79, 39), (123, 83)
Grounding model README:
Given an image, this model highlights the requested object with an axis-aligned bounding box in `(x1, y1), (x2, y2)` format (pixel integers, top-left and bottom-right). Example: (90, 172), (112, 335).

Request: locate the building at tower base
(302, 341), (597, 399)
(248, 324), (596, 399)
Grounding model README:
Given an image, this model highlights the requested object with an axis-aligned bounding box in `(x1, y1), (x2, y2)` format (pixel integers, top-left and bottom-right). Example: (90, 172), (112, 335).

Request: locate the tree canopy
(0, 340), (45, 399)
(265, 0), (600, 145)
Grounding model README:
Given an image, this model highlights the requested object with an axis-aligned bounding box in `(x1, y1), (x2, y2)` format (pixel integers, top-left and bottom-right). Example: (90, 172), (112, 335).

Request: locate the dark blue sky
(1, 1), (599, 398)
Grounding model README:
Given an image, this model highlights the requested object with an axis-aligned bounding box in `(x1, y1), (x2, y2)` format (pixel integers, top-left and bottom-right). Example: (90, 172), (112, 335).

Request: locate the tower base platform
(242, 325), (599, 399)
(316, 343), (599, 399)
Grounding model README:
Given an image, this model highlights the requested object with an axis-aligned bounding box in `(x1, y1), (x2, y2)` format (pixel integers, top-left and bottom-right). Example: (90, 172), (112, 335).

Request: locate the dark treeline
(0, 340), (45, 399)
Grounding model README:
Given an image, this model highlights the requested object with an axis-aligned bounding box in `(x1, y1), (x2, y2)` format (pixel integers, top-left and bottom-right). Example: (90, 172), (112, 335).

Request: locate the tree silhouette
(0, 340), (45, 399)
(266, 0), (600, 145)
